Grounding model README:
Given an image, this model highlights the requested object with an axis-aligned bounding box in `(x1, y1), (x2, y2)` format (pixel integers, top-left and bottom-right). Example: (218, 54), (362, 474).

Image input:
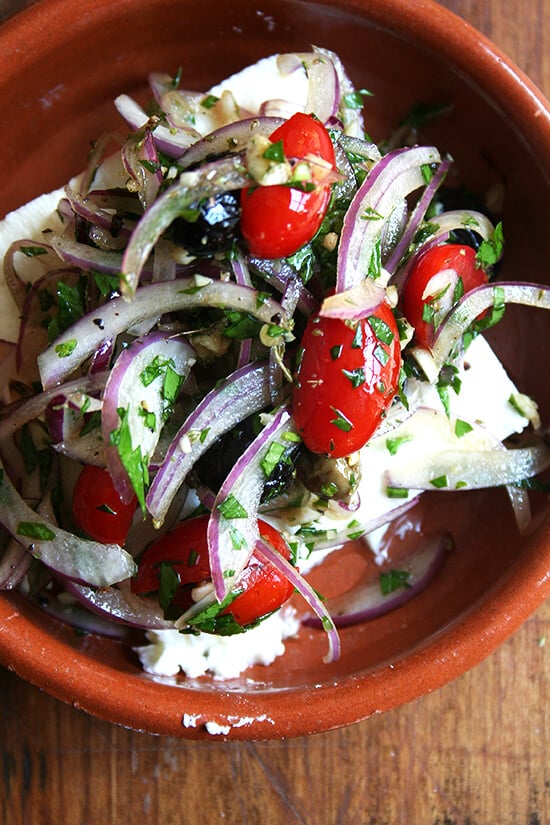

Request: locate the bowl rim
(1, 0), (550, 740)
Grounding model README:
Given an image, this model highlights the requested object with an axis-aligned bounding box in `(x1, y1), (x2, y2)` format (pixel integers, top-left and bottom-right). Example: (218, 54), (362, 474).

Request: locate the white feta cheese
(134, 608), (300, 679)
(0, 188), (64, 342)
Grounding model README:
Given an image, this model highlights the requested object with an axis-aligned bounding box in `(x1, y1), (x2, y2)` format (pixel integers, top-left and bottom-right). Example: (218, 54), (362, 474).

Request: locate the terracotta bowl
(1, 0), (549, 740)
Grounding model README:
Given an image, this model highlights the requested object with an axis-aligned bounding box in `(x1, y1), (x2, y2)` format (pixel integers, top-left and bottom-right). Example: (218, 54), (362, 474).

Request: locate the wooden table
(1, 2), (549, 823)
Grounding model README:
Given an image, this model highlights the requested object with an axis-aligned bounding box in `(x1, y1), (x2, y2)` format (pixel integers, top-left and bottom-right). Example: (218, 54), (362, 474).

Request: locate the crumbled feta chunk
(134, 608), (300, 679)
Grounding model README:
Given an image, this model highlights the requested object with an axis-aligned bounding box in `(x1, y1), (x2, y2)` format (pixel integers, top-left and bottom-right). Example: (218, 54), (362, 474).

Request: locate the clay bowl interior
(1, 0), (550, 739)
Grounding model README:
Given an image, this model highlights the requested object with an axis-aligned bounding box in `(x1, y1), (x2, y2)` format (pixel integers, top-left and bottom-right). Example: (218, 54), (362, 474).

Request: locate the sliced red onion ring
(122, 125), (162, 210)
(121, 155), (250, 297)
(38, 277), (286, 389)
(256, 537), (340, 663)
(394, 209), (496, 290)
(50, 234), (125, 274)
(177, 116), (284, 170)
(0, 539), (32, 589)
(101, 331), (195, 504)
(23, 588), (131, 639)
(313, 46), (366, 138)
(278, 495), (420, 555)
(248, 257), (318, 316)
(386, 441), (550, 491)
(297, 51), (339, 124)
(65, 579), (173, 630)
(336, 146), (441, 293)
(208, 406), (298, 600)
(0, 372), (108, 441)
(62, 187), (134, 239)
(431, 281), (550, 371)
(305, 531), (451, 629)
(0, 457), (136, 586)
(319, 277), (386, 320)
(146, 362), (272, 526)
(114, 94), (198, 157)
(384, 157), (452, 275)
(3, 239), (58, 311)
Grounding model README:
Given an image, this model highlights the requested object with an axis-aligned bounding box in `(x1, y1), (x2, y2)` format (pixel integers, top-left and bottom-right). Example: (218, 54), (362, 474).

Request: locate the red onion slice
(121, 155), (250, 297)
(386, 441), (550, 491)
(37, 277), (286, 389)
(256, 538), (341, 663)
(319, 277), (386, 320)
(101, 331), (196, 504)
(0, 372), (109, 442)
(431, 281), (550, 371)
(114, 94), (198, 157)
(380, 406), (550, 492)
(0, 539), (32, 589)
(336, 146), (441, 293)
(121, 125), (162, 210)
(66, 579), (173, 630)
(0, 457), (136, 586)
(208, 406), (298, 600)
(305, 531), (451, 629)
(177, 116), (284, 170)
(384, 157), (452, 276)
(146, 362), (272, 526)
(23, 588), (131, 639)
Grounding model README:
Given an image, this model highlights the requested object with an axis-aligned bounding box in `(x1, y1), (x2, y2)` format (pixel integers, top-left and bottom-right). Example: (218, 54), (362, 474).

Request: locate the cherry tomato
(401, 243), (488, 348)
(72, 465), (137, 546)
(240, 112), (336, 259)
(291, 301), (402, 458)
(131, 515), (294, 628)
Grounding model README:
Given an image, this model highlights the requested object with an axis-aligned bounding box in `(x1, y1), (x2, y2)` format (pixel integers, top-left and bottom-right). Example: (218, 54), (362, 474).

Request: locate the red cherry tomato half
(72, 465), (137, 546)
(131, 515), (294, 628)
(401, 243), (488, 348)
(292, 301), (402, 458)
(240, 112), (335, 259)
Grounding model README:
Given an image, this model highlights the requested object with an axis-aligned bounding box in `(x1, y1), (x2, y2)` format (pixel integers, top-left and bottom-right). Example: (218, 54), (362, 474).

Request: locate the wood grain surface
(1, 1), (549, 824)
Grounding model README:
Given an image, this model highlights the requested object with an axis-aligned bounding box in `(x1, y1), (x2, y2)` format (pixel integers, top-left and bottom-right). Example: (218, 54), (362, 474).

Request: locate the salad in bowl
(0, 47), (548, 683)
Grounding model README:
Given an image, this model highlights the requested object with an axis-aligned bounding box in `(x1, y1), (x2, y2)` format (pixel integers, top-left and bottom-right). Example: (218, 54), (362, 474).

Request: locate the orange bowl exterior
(0, 0), (549, 739)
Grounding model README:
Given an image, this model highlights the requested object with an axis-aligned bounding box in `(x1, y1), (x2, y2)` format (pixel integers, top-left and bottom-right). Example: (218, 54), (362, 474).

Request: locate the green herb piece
(330, 407), (353, 432)
(368, 315), (394, 345)
(386, 486), (410, 499)
(330, 344), (343, 360)
(476, 222), (504, 269)
(138, 407), (157, 431)
(217, 493), (248, 520)
(367, 237), (382, 279)
(342, 366), (366, 388)
(139, 159), (161, 174)
(380, 569), (411, 595)
(351, 323), (362, 349)
(361, 206), (384, 221)
(55, 339), (77, 358)
(430, 475), (448, 488)
(342, 88), (373, 109)
(386, 435), (413, 455)
(20, 245), (48, 257)
(260, 441), (287, 478)
(454, 419), (473, 438)
(281, 431), (301, 443)
(158, 562), (180, 613)
(421, 163), (434, 184)
(201, 94), (220, 109)
(17, 522), (55, 541)
(263, 139), (285, 162)
(320, 481), (339, 498)
(223, 310), (262, 340)
(93, 272), (120, 297)
(109, 407), (149, 511)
